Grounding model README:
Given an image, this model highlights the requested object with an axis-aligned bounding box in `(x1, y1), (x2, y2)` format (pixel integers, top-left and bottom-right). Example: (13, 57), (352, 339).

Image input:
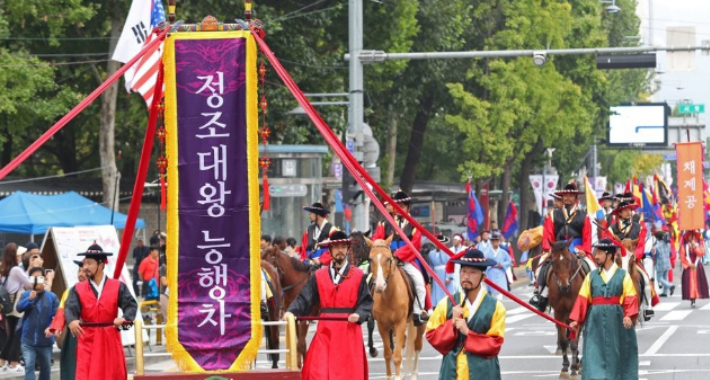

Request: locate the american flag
(128, 0), (166, 106)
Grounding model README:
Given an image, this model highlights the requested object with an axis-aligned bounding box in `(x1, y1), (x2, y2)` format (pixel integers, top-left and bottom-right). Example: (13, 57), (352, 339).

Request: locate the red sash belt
(592, 296), (620, 305)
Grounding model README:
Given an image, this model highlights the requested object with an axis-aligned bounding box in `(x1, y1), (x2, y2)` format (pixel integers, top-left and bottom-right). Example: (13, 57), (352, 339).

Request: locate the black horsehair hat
(593, 238), (617, 254)
(554, 182), (583, 196)
(451, 249), (497, 269)
(435, 234), (450, 244)
(73, 260), (84, 268)
(599, 191), (613, 202)
(611, 200), (639, 216)
(320, 230), (350, 247)
(303, 202), (330, 217)
(392, 189), (412, 205)
(76, 244), (113, 263)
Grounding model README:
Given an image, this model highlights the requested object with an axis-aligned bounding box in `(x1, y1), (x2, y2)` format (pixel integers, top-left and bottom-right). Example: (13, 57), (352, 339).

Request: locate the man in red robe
(64, 245), (137, 380)
(284, 231), (373, 380)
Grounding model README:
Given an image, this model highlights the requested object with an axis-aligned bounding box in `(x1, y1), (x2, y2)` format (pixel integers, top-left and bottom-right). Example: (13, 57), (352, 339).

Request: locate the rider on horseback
(530, 182), (592, 312)
(610, 200), (655, 320)
(300, 202), (339, 267)
(371, 189), (430, 326)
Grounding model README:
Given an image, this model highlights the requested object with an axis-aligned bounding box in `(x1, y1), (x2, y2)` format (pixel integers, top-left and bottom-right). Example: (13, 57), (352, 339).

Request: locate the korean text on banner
(163, 31), (260, 372)
(676, 142), (704, 231)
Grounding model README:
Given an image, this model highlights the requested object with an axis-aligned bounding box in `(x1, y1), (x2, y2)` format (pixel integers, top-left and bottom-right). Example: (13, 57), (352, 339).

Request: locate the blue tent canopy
(0, 191), (145, 235)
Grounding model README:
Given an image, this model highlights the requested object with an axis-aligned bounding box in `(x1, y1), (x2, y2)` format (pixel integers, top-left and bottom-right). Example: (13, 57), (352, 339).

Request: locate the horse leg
(570, 333), (580, 380)
(297, 321), (309, 368)
(378, 323), (393, 380)
(409, 325), (426, 380)
(558, 325), (570, 379)
(269, 325), (279, 368)
(392, 320), (407, 380)
(368, 316), (378, 357)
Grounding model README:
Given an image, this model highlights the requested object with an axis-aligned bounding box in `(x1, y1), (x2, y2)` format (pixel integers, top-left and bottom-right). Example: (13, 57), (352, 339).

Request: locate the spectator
(0, 243), (33, 373)
(21, 243), (40, 273)
(260, 235), (272, 252)
(132, 239), (150, 297)
(149, 231), (160, 248)
(138, 247), (160, 300)
(286, 238), (298, 257)
(273, 236), (287, 251)
(17, 267), (58, 380)
(158, 261), (168, 323)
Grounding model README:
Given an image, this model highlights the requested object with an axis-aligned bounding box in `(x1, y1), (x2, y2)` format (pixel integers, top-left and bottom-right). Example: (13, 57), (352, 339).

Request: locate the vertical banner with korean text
(676, 142), (704, 231)
(163, 31), (260, 372)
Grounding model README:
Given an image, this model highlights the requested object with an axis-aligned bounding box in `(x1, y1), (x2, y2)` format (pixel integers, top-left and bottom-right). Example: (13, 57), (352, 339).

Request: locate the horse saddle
(397, 266), (415, 319)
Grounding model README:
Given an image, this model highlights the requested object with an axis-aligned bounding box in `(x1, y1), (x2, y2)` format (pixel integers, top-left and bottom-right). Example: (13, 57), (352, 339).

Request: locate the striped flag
(112, 0), (166, 105)
(466, 179), (484, 242)
(500, 201), (518, 239)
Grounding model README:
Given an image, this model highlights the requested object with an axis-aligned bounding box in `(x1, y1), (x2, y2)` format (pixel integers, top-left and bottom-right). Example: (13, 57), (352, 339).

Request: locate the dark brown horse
(261, 246), (316, 368)
(260, 260), (282, 368)
(547, 241), (585, 380)
(617, 238), (645, 325)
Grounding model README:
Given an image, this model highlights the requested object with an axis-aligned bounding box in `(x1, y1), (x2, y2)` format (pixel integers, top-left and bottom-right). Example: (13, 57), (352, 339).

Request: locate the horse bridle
(371, 244), (395, 286)
(553, 253), (584, 293)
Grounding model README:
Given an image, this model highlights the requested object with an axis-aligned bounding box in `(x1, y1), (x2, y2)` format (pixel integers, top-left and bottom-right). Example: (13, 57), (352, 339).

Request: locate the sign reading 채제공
(675, 142), (704, 231)
(163, 31), (261, 372)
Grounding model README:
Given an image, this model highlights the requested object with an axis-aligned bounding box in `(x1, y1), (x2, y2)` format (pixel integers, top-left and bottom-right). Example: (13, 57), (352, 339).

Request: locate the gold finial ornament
(244, 0), (253, 20)
(168, 0), (177, 23)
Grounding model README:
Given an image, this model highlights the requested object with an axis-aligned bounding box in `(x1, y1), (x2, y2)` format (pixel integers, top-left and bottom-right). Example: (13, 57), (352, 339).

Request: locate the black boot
(413, 312), (429, 327)
(537, 296), (549, 312)
(529, 290), (541, 307)
(670, 285), (676, 296)
(643, 309), (654, 321)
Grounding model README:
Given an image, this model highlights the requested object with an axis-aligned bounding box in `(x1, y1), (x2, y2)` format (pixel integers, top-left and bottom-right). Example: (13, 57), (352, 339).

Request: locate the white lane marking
(639, 360), (651, 366)
(543, 345), (558, 354)
(653, 302), (680, 311)
(660, 310), (693, 321)
(644, 325), (678, 355)
(507, 307), (528, 315)
(506, 314), (536, 324)
(513, 330), (556, 336)
(701, 302), (710, 311)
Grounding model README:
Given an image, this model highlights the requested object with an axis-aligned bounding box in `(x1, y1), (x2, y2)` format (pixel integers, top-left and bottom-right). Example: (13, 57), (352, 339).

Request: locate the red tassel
(262, 175), (270, 211)
(160, 174), (167, 210)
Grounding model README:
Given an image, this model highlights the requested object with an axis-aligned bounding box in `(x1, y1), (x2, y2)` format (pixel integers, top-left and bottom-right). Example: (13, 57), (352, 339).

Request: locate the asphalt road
(251, 264), (710, 380)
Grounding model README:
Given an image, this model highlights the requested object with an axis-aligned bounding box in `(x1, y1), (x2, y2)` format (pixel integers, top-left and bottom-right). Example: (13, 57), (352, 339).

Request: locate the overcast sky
(637, 0), (710, 109)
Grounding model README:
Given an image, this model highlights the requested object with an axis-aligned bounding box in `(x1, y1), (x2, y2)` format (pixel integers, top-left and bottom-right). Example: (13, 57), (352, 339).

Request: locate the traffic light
(596, 54), (656, 70)
(342, 169), (363, 204)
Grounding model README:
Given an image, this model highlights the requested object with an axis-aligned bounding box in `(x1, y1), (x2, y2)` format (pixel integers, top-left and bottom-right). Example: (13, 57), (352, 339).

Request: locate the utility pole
(348, 0), (368, 231)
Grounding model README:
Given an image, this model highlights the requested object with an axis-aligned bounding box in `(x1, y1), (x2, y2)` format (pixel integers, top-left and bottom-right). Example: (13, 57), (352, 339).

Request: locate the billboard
(608, 103), (669, 146)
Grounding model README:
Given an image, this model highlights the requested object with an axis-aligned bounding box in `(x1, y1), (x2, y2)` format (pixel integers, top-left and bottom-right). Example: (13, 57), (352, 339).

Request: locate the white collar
(329, 261), (349, 285)
(464, 288), (487, 322)
(90, 275), (108, 299)
(601, 263), (618, 282)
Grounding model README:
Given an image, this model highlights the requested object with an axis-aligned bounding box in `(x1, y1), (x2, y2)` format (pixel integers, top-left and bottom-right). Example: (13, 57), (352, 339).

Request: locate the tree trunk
(499, 164), (513, 224)
(399, 90), (435, 192)
(519, 138), (544, 232)
(385, 112), (398, 189)
(100, 14), (123, 210)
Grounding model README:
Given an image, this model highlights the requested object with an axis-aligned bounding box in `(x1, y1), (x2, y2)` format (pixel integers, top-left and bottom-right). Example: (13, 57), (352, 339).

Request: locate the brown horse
(261, 246), (316, 368)
(368, 236), (425, 380)
(260, 260), (282, 368)
(547, 241), (585, 380)
(617, 238), (645, 325)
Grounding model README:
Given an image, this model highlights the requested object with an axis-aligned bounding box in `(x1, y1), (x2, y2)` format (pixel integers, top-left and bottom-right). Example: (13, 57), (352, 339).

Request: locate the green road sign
(679, 104), (705, 114)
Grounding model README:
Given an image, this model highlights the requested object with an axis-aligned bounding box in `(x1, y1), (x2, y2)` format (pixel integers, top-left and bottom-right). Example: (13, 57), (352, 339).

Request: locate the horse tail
(404, 321), (417, 375)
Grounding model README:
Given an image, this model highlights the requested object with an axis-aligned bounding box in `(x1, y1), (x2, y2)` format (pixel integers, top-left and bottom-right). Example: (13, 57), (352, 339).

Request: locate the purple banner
(174, 37), (251, 370)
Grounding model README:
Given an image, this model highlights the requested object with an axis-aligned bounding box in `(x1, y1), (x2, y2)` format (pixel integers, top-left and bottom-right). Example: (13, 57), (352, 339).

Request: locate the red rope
(252, 27), (571, 330)
(250, 27), (572, 331)
(0, 27), (170, 181)
(113, 59), (165, 279)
